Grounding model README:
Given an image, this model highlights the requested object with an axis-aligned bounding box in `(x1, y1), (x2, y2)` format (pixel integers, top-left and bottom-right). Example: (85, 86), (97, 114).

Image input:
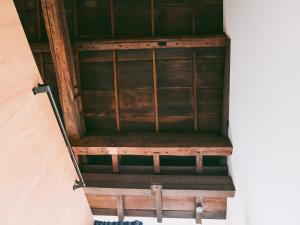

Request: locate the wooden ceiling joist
(30, 35), (226, 53)
(72, 133), (232, 156)
(40, 0), (85, 138)
(83, 173), (235, 198)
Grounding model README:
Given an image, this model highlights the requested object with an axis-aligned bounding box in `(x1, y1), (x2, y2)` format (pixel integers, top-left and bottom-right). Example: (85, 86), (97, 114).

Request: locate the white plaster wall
(223, 1), (300, 225)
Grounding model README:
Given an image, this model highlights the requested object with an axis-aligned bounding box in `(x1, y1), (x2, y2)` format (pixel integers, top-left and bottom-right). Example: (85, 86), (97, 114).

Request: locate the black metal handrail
(32, 84), (85, 190)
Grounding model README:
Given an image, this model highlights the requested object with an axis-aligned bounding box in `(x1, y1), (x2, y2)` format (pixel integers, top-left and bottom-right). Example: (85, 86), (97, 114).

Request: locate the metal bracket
(33, 84), (86, 190)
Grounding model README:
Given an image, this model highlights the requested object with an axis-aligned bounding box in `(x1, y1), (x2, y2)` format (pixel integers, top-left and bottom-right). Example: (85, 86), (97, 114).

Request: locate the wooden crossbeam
(81, 165), (228, 176)
(30, 35), (227, 53)
(40, 0), (85, 138)
(83, 173), (235, 198)
(71, 133), (233, 156)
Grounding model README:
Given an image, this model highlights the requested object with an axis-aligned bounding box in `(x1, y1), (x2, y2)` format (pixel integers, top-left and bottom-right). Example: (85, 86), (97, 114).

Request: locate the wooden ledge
(71, 133), (233, 156)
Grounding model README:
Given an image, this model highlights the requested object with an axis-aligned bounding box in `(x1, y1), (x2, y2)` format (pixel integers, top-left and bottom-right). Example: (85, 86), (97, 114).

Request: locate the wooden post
(116, 195), (124, 221)
(112, 155), (119, 173)
(195, 197), (203, 224)
(40, 0), (85, 138)
(153, 153), (160, 174)
(151, 184), (162, 223)
(195, 155), (203, 173)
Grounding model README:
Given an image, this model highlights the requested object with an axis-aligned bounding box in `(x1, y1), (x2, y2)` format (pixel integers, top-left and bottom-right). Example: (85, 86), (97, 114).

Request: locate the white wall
(224, 1), (300, 225)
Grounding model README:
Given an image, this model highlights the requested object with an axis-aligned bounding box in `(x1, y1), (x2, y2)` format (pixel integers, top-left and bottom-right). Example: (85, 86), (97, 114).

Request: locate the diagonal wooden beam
(40, 0), (85, 138)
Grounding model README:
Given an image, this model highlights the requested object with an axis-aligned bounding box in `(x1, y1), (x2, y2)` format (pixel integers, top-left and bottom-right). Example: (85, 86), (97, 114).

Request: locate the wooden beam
(153, 153), (160, 174)
(76, 35), (226, 51)
(30, 35), (227, 53)
(71, 133), (233, 156)
(195, 197), (203, 224)
(116, 195), (124, 221)
(91, 208), (226, 220)
(221, 37), (231, 136)
(152, 49), (159, 132)
(111, 155), (119, 173)
(151, 185), (162, 223)
(81, 164), (228, 176)
(83, 173), (235, 198)
(195, 155), (203, 173)
(192, 50), (198, 131)
(40, 0), (85, 138)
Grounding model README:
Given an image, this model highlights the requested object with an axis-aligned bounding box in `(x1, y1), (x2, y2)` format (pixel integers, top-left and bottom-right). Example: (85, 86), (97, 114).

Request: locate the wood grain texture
(72, 133), (233, 156)
(40, 0), (85, 138)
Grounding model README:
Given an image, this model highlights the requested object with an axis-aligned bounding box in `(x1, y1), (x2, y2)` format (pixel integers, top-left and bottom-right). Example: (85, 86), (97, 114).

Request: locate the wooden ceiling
(15, 0), (234, 223)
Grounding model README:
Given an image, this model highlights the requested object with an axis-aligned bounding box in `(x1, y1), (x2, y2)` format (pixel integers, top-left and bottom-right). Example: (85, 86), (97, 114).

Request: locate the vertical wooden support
(35, 0), (44, 81)
(195, 197), (204, 224)
(152, 50), (159, 132)
(116, 195), (124, 221)
(151, 185), (162, 223)
(153, 153), (160, 174)
(110, 0), (120, 132)
(191, 0), (198, 131)
(112, 154), (120, 173)
(192, 50), (198, 131)
(73, 0), (81, 95)
(195, 155), (203, 173)
(151, 0), (159, 132)
(41, 0), (85, 138)
(221, 38), (231, 137)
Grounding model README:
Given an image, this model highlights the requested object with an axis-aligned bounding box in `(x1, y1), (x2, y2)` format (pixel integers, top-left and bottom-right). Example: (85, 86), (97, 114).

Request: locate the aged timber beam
(71, 133), (233, 156)
(30, 35), (227, 53)
(40, 0), (85, 138)
(83, 173), (235, 198)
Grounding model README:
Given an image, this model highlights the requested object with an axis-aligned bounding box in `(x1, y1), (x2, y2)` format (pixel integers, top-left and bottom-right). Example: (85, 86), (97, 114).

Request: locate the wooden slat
(192, 50), (198, 131)
(112, 51), (120, 131)
(72, 133), (233, 156)
(152, 49), (159, 131)
(40, 0), (85, 138)
(30, 35), (227, 53)
(116, 195), (124, 221)
(152, 185), (162, 223)
(221, 37), (231, 136)
(91, 208), (226, 220)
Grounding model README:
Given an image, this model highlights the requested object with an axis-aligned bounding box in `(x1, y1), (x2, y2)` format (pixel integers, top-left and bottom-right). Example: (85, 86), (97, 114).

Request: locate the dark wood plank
(76, 35), (226, 51)
(40, 0), (85, 138)
(72, 133), (232, 156)
(221, 38), (231, 136)
(30, 35), (227, 53)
